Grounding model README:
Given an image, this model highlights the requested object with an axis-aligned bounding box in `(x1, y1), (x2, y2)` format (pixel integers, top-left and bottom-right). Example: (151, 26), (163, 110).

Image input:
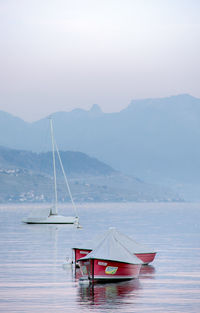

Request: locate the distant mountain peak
(131, 93), (196, 103)
(89, 104), (103, 115)
(126, 94), (199, 111)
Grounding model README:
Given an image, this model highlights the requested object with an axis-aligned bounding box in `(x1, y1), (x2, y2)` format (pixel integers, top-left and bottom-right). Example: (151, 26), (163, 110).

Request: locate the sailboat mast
(50, 118), (58, 215)
(55, 141), (79, 218)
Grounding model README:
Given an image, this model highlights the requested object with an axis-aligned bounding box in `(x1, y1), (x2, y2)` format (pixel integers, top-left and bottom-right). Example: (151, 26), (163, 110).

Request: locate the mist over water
(0, 202), (200, 312)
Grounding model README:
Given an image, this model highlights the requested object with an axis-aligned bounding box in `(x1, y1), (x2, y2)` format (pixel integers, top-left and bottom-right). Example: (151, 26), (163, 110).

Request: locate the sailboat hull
(79, 259), (141, 282)
(23, 215), (78, 224)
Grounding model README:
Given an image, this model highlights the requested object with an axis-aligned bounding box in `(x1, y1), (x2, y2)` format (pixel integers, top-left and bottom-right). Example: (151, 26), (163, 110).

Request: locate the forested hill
(0, 146), (181, 203)
(0, 146), (115, 176)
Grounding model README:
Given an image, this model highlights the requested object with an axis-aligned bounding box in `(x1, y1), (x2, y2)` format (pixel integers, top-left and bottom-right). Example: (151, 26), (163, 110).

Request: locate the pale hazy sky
(0, 0), (200, 121)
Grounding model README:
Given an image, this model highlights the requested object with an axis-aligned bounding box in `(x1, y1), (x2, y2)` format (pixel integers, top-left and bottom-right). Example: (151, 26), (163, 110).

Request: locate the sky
(0, 0), (200, 122)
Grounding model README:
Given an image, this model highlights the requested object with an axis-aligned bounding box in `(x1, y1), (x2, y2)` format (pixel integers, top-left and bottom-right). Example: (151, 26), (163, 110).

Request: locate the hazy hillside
(0, 146), (115, 176)
(0, 94), (200, 199)
(0, 146), (181, 203)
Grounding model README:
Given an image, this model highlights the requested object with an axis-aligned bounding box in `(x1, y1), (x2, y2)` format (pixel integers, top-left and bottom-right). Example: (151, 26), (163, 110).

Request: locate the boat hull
(78, 258), (141, 282)
(73, 248), (92, 264)
(74, 248), (92, 260)
(135, 252), (156, 264)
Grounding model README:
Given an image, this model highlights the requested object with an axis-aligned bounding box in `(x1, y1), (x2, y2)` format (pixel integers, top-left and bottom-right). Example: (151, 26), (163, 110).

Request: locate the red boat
(72, 248), (92, 266)
(73, 228), (156, 266)
(77, 228), (143, 282)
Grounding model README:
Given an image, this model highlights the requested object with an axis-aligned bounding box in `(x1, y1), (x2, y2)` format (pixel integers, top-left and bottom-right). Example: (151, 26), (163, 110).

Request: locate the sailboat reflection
(77, 278), (141, 306)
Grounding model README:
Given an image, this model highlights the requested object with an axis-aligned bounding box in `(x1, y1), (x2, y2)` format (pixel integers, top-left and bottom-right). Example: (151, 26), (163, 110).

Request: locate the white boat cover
(74, 227), (156, 254)
(77, 228), (143, 265)
(111, 228), (156, 254)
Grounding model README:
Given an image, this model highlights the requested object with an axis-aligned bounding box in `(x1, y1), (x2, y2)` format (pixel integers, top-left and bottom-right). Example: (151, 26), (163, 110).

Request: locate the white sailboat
(22, 118), (79, 225)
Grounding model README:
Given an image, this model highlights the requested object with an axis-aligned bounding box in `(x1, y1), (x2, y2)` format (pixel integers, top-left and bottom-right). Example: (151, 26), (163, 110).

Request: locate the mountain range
(0, 94), (200, 200)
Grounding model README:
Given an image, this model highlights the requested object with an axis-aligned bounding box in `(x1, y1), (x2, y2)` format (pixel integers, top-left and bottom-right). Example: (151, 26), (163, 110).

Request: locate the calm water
(0, 202), (200, 313)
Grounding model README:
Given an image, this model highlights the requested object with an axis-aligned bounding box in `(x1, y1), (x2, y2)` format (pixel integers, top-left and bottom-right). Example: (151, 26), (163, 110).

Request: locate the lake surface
(0, 202), (200, 313)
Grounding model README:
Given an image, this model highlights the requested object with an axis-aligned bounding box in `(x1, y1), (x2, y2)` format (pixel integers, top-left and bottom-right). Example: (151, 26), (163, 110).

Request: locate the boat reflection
(75, 264), (155, 306)
(74, 268), (82, 280)
(140, 265), (156, 279)
(77, 278), (141, 306)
